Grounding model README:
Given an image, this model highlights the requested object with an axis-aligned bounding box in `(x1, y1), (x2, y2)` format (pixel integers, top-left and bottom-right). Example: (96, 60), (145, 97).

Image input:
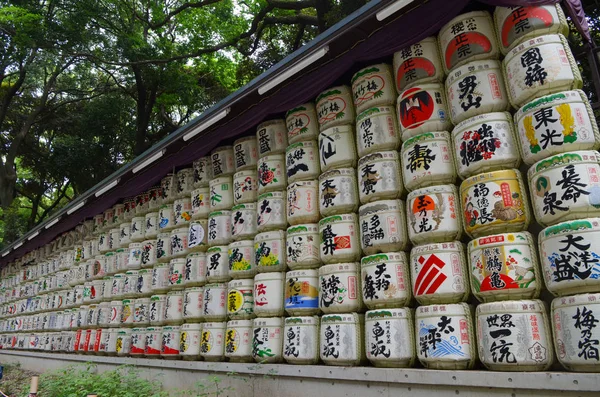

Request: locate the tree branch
(267, 0), (316, 10)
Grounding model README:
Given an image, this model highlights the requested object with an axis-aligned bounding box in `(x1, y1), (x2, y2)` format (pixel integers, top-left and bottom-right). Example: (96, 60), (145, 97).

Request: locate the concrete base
(1, 351), (599, 397)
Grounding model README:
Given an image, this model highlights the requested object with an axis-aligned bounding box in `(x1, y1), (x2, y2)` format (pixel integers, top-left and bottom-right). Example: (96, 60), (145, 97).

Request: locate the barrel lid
(358, 150), (399, 167)
(320, 124), (354, 135)
(227, 319), (253, 327)
(285, 102), (316, 118)
(356, 106), (394, 122)
(540, 217), (600, 238)
(288, 180), (318, 188)
(254, 317), (283, 326)
(408, 184), (457, 200)
(319, 262), (359, 275)
(228, 278), (253, 287)
(319, 168), (355, 179)
(359, 199), (402, 217)
(476, 299), (546, 315)
(253, 272), (285, 281)
(228, 239), (253, 248)
(366, 308), (411, 320)
(316, 85), (352, 105)
(286, 140), (317, 151)
(285, 316), (319, 325)
(417, 302), (470, 316)
(411, 241), (463, 255)
(209, 176), (232, 185)
(401, 130), (450, 149)
(286, 269), (318, 278)
(258, 191), (284, 201)
(552, 293), (600, 309)
(351, 63), (392, 85)
(255, 230), (285, 240)
(528, 150), (600, 177)
(233, 169), (255, 178)
(319, 213), (357, 226)
(321, 312), (360, 323)
(361, 252), (407, 266)
(259, 153), (285, 162)
(446, 59), (501, 86)
(468, 231), (532, 250)
(208, 210), (231, 218)
(287, 224), (319, 234)
(203, 321), (226, 328)
(506, 33), (566, 59)
(515, 90), (586, 120)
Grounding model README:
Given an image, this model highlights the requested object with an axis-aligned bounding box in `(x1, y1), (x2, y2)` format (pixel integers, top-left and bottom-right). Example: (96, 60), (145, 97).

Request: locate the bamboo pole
(28, 375), (38, 396)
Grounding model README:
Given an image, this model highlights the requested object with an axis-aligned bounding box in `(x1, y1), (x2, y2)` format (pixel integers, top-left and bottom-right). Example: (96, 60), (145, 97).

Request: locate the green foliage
(0, 363), (39, 397)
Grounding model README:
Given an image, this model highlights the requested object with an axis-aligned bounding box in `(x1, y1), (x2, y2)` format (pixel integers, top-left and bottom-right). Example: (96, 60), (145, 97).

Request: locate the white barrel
(180, 323), (201, 359)
(193, 156), (212, 188)
(133, 297), (150, 325)
(316, 86), (355, 130)
(103, 208), (115, 231)
(164, 290), (183, 325)
(529, 150), (600, 226)
(365, 308), (415, 367)
(552, 293), (600, 372)
(224, 319), (253, 362)
(476, 300), (553, 371)
(202, 283), (227, 321)
(357, 151), (402, 204)
(407, 184), (462, 244)
(359, 200), (408, 255)
(148, 186), (162, 212)
(452, 112), (520, 179)
(169, 227), (189, 259)
(356, 106), (401, 158)
(397, 84), (452, 140)
(127, 243), (142, 270)
(136, 269), (153, 296)
(206, 246), (230, 283)
(253, 272), (284, 317)
(182, 286), (204, 323)
(233, 135), (259, 172)
(93, 214), (104, 236)
(110, 274), (125, 299)
(320, 313), (364, 366)
(319, 168), (359, 217)
(233, 170), (257, 205)
(286, 141), (320, 184)
(158, 205), (175, 232)
(257, 154), (286, 194)
(122, 270), (138, 298)
(209, 176), (234, 212)
(257, 191), (287, 232)
(351, 64), (396, 114)
(104, 328), (118, 355)
(411, 242), (469, 305)
(151, 263), (169, 293)
(108, 300), (122, 327)
(145, 326), (163, 357)
(109, 228), (120, 251)
(200, 321), (226, 361)
(286, 224), (320, 270)
(168, 258), (185, 288)
(211, 145), (235, 177)
(144, 213), (158, 239)
(285, 269), (319, 316)
(257, 119), (288, 157)
(149, 294), (167, 326)
(539, 218), (600, 296)
(319, 213), (361, 264)
(231, 203), (257, 241)
(394, 36), (444, 92)
(123, 198), (135, 220)
(98, 232), (109, 254)
(401, 131), (456, 191)
(130, 217), (145, 242)
(515, 90), (600, 166)
(207, 210), (232, 247)
(283, 316), (319, 364)
(361, 252), (411, 309)
(140, 240), (156, 269)
(254, 230), (286, 273)
(227, 278), (254, 319)
(191, 187), (210, 220)
(173, 198), (192, 228)
(135, 192), (150, 216)
(118, 221), (131, 248)
(188, 220), (208, 253)
(228, 240), (256, 279)
(318, 125), (357, 172)
(184, 252), (207, 286)
(286, 103), (319, 144)
(130, 327), (146, 356)
(121, 298), (134, 326)
(416, 303), (476, 369)
(287, 180), (319, 225)
(252, 317), (284, 363)
(318, 263), (363, 314)
(446, 60), (509, 125)
(176, 168), (194, 200)
(460, 169), (531, 238)
(468, 232), (540, 302)
(161, 174), (176, 205)
(115, 328), (131, 356)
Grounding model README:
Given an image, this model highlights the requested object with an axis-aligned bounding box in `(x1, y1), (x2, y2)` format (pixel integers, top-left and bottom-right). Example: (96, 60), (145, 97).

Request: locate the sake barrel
(111, 274), (125, 299)
(228, 240), (256, 279)
(439, 11), (499, 74)
(251, 317), (284, 363)
(143, 213), (158, 239)
(108, 300), (122, 327)
(115, 328), (132, 356)
(528, 151), (600, 226)
(209, 176), (234, 211)
(168, 258), (185, 288)
(257, 191), (287, 232)
(227, 278), (254, 320)
(130, 327), (146, 356)
(170, 228), (190, 259)
(188, 220), (208, 253)
(285, 269), (319, 316)
(190, 187), (211, 217)
(148, 186), (162, 212)
(257, 119), (288, 157)
(283, 316), (319, 365)
(173, 198), (192, 228)
(394, 36), (444, 93)
(103, 208), (115, 231)
(358, 151), (403, 204)
(539, 218), (600, 296)
(494, 4), (568, 55)
(257, 154), (286, 194)
(108, 228), (120, 251)
(233, 135), (259, 172)
(469, 232), (540, 302)
(180, 323), (201, 360)
(515, 90), (600, 165)
(253, 272), (285, 317)
(315, 86), (355, 130)
(133, 297), (150, 325)
(211, 146), (235, 178)
(122, 270), (139, 298)
(286, 224), (320, 270)
(365, 308), (415, 368)
(145, 326), (163, 357)
(476, 299), (553, 371)
(397, 84), (453, 141)
(233, 170), (257, 205)
(407, 184), (462, 245)
(410, 242), (469, 305)
(286, 103), (319, 144)
(460, 169), (530, 238)
(351, 64), (396, 114)
(160, 325), (181, 358)
(158, 205), (175, 232)
(183, 252), (207, 287)
(176, 168), (194, 200)
(320, 313), (364, 366)
(254, 230), (286, 273)
(552, 293), (600, 372)
(231, 203), (257, 241)
(285, 141), (320, 184)
(97, 232), (110, 254)
(318, 125), (357, 172)
(202, 283), (227, 321)
(155, 233), (171, 263)
(358, 200), (408, 255)
(361, 252), (411, 309)
(416, 303), (476, 369)
(224, 319), (253, 362)
(182, 286), (204, 323)
(93, 214), (104, 236)
(319, 213), (361, 264)
(123, 198), (136, 221)
(503, 34), (581, 108)
(149, 294), (167, 326)
(287, 180), (319, 225)
(161, 174), (176, 205)
(151, 262), (169, 293)
(206, 246), (230, 283)
(140, 240), (156, 269)
(136, 192), (151, 216)
(318, 263), (363, 314)
(104, 328), (118, 356)
(207, 210), (232, 247)
(356, 106), (401, 158)
(193, 156), (212, 188)
(401, 131), (456, 191)
(200, 321), (226, 361)
(319, 168), (359, 217)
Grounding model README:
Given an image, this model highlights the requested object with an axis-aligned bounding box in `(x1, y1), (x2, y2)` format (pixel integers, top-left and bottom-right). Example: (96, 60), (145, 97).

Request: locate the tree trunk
(0, 167), (16, 209)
